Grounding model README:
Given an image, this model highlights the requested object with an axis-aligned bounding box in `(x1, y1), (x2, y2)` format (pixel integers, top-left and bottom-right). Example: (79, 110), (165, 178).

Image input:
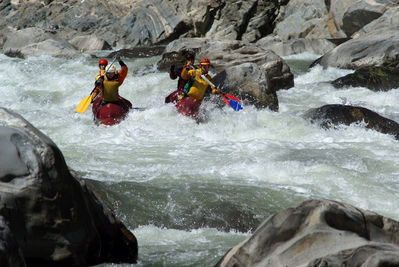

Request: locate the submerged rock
(217, 199), (399, 266)
(332, 66), (399, 91)
(0, 107), (138, 266)
(305, 104), (399, 140)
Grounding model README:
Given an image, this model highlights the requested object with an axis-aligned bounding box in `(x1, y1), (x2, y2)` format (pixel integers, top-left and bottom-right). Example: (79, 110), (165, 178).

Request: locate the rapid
(1, 52), (399, 266)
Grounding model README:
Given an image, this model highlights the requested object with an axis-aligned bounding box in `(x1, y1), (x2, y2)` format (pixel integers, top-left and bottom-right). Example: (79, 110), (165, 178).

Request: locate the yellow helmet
(105, 64), (117, 74)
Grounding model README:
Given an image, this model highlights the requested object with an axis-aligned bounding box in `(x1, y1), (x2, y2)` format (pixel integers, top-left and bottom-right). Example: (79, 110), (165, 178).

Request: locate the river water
(1, 51), (399, 266)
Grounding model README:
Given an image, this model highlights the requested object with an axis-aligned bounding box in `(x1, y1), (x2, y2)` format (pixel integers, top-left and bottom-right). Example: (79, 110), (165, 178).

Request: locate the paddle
(75, 54), (119, 113)
(188, 65), (242, 111)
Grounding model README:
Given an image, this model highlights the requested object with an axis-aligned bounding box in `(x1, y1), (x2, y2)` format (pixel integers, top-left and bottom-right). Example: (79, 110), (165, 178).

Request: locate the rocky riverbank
(2, 0), (399, 266)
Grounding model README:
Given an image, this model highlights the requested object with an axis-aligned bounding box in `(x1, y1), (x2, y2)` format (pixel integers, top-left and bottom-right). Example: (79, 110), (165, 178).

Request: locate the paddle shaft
(188, 65), (217, 89)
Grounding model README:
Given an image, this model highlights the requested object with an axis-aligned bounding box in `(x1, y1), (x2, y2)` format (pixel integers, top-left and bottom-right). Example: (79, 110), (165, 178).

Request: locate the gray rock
(273, 0), (331, 40)
(3, 27), (79, 57)
(341, 0), (387, 37)
(217, 199), (399, 267)
(305, 104), (399, 140)
(256, 36), (337, 56)
(213, 63), (279, 111)
(0, 0), (282, 51)
(159, 37), (293, 89)
(332, 66), (399, 91)
(158, 38), (293, 110)
(328, 0), (359, 38)
(204, 0), (278, 42)
(69, 34), (112, 52)
(0, 216), (26, 267)
(312, 29), (399, 69)
(354, 6), (399, 38)
(0, 107), (138, 266)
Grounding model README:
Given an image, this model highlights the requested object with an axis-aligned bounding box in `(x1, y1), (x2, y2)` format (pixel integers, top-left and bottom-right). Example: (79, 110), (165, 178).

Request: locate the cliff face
(0, 0), (280, 48)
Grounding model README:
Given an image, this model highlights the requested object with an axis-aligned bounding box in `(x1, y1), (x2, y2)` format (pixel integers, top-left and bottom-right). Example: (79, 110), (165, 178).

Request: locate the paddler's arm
(181, 66), (195, 80)
(206, 75), (221, 94)
(95, 69), (105, 81)
(118, 59), (128, 85)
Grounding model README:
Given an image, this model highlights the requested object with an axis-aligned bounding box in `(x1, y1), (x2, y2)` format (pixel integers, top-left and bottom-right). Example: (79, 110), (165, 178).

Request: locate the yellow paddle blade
(75, 95), (92, 113)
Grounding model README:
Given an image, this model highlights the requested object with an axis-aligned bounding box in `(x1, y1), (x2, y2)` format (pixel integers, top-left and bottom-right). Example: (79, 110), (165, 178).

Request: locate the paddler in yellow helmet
(180, 57), (220, 102)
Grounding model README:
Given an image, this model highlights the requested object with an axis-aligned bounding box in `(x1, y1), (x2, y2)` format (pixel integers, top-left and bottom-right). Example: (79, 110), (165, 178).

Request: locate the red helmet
(200, 58), (210, 65)
(98, 59), (108, 66)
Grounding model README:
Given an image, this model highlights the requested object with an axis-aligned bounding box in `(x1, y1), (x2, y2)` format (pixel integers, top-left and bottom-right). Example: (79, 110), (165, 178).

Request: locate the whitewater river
(1, 51), (399, 266)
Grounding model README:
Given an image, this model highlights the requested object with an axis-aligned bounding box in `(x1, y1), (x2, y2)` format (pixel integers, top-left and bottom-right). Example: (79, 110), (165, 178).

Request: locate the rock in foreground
(217, 199), (399, 266)
(0, 107), (137, 266)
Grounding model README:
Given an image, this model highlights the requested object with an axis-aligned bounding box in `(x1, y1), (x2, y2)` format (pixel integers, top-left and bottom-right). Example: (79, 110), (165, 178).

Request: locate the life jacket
(181, 68), (215, 101)
(102, 75), (120, 102)
(95, 69), (105, 81)
(182, 78), (194, 97)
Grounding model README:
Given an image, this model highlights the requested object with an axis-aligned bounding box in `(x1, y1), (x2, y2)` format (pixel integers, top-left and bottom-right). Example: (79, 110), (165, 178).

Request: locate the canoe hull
(175, 97), (201, 120)
(92, 95), (132, 126)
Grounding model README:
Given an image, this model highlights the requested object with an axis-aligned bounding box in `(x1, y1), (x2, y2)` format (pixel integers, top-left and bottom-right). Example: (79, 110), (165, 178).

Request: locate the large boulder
(158, 38), (294, 90)
(329, 0), (393, 38)
(0, 216), (25, 267)
(213, 63), (279, 111)
(3, 27), (79, 57)
(311, 29), (399, 69)
(0, 107), (138, 266)
(158, 38), (293, 110)
(305, 104), (399, 140)
(217, 199), (399, 266)
(339, 0), (387, 37)
(354, 6), (399, 38)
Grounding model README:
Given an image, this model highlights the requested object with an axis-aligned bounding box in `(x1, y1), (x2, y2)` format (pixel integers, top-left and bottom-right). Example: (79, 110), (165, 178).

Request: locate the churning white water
(1, 51), (399, 266)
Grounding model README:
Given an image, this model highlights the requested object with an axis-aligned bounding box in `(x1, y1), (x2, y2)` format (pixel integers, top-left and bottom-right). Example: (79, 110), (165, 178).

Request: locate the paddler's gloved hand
(170, 65), (175, 73)
(119, 59), (126, 67)
(95, 76), (104, 86)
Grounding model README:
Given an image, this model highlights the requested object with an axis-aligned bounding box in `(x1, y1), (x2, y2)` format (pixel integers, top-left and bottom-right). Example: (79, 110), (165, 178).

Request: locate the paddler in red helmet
(92, 59), (108, 99)
(180, 57), (220, 102)
(96, 58), (108, 81)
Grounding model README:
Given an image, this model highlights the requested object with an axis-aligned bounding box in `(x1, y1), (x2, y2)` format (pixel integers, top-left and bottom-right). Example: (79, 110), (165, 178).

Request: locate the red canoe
(92, 94), (132, 126)
(175, 96), (201, 121)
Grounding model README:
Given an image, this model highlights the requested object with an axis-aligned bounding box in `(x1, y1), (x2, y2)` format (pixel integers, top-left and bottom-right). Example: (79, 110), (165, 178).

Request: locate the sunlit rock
(69, 34), (112, 52)
(3, 27), (79, 57)
(158, 38), (293, 110)
(213, 63), (279, 111)
(217, 199), (399, 266)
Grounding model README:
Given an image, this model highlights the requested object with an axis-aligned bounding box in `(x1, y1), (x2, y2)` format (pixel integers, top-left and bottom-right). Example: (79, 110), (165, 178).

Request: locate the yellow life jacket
(181, 68), (216, 101)
(103, 76), (120, 102)
(95, 69), (105, 81)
